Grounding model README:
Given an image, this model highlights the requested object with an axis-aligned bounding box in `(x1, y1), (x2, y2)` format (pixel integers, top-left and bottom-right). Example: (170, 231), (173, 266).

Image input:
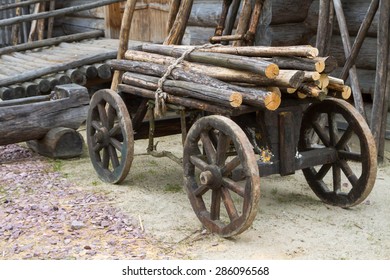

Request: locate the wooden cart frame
(85, 0), (377, 237)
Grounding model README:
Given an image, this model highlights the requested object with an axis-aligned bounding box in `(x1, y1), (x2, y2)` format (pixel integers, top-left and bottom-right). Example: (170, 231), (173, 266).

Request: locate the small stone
(100, 220), (110, 228)
(71, 220), (85, 230)
(64, 239), (72, 245)
(84, 245), (92, 250)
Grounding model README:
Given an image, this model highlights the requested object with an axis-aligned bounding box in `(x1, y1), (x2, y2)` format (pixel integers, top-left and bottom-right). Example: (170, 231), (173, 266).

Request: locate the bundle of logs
(109, 43), (349, 113)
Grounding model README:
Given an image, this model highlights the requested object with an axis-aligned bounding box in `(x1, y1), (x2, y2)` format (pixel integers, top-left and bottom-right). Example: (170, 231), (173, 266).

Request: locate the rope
(154, 43), (221, 118)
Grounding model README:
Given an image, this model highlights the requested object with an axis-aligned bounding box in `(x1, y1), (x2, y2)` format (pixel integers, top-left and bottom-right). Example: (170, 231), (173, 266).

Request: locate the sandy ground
(55, 131), (390, 260)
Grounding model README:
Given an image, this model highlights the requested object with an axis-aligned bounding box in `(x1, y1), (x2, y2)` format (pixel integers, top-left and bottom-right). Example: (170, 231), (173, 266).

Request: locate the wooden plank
(279, 111), (296, 176)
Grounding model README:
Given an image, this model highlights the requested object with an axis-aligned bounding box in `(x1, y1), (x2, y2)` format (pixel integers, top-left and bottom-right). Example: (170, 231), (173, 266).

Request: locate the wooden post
(167, 0), (181, 34)
(333, 0), (366, 118)
(110, 0), (137, 91)
(163, 0), (194, 45)
(371, 0), (390, 159)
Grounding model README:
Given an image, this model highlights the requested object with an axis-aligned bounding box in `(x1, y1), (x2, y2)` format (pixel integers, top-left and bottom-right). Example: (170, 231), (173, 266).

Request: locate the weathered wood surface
(27, 127), (84, 159)
(0, 84), (89, 146)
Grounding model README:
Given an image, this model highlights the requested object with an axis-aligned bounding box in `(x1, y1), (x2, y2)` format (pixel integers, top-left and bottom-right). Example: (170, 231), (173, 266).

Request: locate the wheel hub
(199, 165), (222, 190)
(95, 127), (110, 147)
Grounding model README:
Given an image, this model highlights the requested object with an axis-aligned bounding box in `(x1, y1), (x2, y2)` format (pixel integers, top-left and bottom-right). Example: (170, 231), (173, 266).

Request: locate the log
(109, 59), (281, 110)
(0, 30), (104, 56)
(298, 83), (328, 100)
(79, 65), (98, 79)
(94, 63), (112, 79)
(0, 51), (119, 87)
(164, 0), (194, 45)
(0, 87), (14, 100)
(184, 45), (319, 58)
(266, 56), (325, 73)
(333, 0), (365, 117)
(27, 127), (84, 159)
(34, 78), (51, 94)
(110, 0), (137, 91)
(233, 0), (251, 47)
(22, 82), (39, 97)
(125, 49), (300, 88)
(121, 72), (243, 108)
(117, 83), (251, 116)
(141, 43), (279, 79)
(0, 84), (89, 146)
(66, 69), (87, 85)
(0, 0), (125, 27)
(167, 0), (181, 33)
(303, 71), (321, 82)
(0, 0), (51, 12)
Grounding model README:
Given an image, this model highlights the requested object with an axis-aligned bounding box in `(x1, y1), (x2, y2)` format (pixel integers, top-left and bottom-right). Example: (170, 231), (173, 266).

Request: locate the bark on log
(266, 56), (325, 73)
(121, 72), (243, 108)
(109, 59), (281, 110)
(182, 44), (319, 58)
(125, 49), (300, 88)
(141, 43), (279, 79)
(164, 0), (194, 45)
(0, 30), (104, 56)
(0, 51), (119, 87)
(0, 0), (124, 27)
(0, 84), (89, 146)
(27, 127), (84, 159)
(117, 83), (251, 116)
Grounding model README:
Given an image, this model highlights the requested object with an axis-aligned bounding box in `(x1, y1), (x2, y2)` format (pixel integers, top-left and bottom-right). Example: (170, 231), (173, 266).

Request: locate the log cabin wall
(54, 0), (170, 43)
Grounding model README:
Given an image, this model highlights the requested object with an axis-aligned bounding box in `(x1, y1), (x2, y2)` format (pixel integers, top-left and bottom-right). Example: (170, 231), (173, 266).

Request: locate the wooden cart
(85, 0), (377, 238)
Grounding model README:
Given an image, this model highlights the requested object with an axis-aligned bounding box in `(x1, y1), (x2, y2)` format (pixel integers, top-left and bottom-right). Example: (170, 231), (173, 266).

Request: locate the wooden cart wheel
(299, 98), (377, 207)
(183, 115), (260, 237)
(87, 89), (134, 184)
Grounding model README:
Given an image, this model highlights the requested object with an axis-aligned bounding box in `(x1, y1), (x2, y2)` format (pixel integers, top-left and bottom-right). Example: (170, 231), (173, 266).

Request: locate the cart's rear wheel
(183, 115), (260, 237)
(299, 98), (377, 207)
(87, 89), (134, 184)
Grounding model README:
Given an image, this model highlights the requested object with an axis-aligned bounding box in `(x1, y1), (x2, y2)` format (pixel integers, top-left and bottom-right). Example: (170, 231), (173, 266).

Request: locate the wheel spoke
(93, 142), (103, 153)
(221, 156), (241, 175)
(338, 150), (362, 162)
(201, 131), (216, 164)
(91, 120), (103, 131)
(102, 147), (109, 169)
(109, 125), (121, 137)
(110, 137), (122, 152)
(190, 155), (208, 171)
(221, 188), (239, 221)
(332, 163), (341, 193)
(336, 126), (354, 150)
(107, 105), (116, 129)
(328, 112), (339, 146)
(109, 145), (120, 168)
(97, 103), (108, 128)
(315, 164), (332, 180)
(222, 178), (245, 197)
(339, 160), (359, 187)
(210, 190), (221, 220)
(193, 184), (210, 197)
(216, 133), (231, 166)
(311, 120), (330, 146)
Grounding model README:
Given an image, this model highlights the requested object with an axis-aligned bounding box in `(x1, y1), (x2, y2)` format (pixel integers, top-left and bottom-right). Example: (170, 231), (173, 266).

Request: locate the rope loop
(154, 43), (221, 118)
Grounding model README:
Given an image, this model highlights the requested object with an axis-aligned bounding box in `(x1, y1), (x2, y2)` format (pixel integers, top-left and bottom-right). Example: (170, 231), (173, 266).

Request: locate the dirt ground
(59, 130), (390, 260)
(1, 130), (390, 260)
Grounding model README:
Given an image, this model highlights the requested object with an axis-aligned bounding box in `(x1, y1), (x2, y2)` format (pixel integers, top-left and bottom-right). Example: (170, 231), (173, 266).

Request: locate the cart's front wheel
(299, 98), (377, 207)
(183, 115), (260, 237)
(87, 89), (134, 184)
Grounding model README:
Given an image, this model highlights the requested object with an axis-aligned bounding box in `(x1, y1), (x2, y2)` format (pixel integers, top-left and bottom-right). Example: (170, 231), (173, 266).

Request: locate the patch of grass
(270, 188), (278, 196)
(91, 180), (100, 186)
(164, 183), (182, 193)
(51, 159), (63, 172)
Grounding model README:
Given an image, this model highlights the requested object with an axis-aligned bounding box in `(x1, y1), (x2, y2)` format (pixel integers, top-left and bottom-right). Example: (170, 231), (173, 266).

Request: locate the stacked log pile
(109, 43), (348, 114)
(0, 37), (143, 100)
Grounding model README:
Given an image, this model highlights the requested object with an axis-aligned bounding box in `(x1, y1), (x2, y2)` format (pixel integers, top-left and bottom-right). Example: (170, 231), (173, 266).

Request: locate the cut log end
(265, 64), (280, 79)
(264, 88), (282, 111)
(229, 92), (243, 107)
(315, 60), (326, 73)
